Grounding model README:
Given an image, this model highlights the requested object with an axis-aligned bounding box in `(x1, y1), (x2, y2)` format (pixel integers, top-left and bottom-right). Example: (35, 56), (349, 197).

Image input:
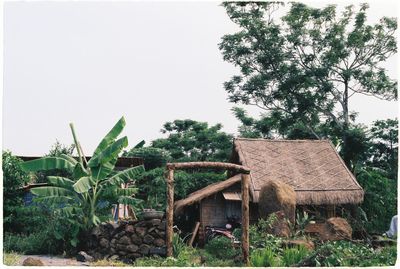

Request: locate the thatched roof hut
(175, 139), (363, 212)
(173, 138), (364, 242)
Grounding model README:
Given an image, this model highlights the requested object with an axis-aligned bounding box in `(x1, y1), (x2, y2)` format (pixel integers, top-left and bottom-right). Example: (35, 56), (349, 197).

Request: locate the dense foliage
(2, 151), (30, 233)
(356, 168), (397, 233)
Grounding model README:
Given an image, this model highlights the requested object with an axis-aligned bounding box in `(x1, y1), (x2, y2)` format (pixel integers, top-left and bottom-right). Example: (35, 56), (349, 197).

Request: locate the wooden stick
(166, 162), (250, 174)
(241, 173), (250, 265)
(166, 168), (174, 257)
(188, 221), (200, 247)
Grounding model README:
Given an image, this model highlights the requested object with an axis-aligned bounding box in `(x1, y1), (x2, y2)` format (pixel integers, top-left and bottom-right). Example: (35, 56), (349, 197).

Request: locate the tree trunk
(342, 80), (351, 168)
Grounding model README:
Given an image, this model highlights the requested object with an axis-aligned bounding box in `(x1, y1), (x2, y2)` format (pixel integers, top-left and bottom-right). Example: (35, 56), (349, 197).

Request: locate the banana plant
(20, 117), (145, 246)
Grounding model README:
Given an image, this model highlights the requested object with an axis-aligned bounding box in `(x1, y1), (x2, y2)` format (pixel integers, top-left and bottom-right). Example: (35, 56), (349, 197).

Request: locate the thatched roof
(234, 138), (364, 205)
(173, 139), (364, 214)
(174, 174), (242, 215)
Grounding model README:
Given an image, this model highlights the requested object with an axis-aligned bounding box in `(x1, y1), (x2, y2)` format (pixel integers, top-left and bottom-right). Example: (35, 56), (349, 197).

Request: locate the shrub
(2, 151), (30, 233)
(249, 217), (283, 252)
(313, 240), (396, 267)
(205, 236), (239, 259)
(251, 248), (281, 267)
(281, 246), (309, 266)
(356, 168), (397, 233)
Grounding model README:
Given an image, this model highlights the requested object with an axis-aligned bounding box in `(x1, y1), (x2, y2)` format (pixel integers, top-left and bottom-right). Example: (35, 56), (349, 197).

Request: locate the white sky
(3, 1), (399, 156)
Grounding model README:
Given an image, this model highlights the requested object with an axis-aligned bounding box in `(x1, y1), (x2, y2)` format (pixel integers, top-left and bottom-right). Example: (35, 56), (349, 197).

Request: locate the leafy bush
(205, 236), (239, 259)
(249, 217), (283, 252)
(313, 240), (396, 267)
(356, 168), (397, 233)
(251, 248), (281, 267)
(281, 246), (309, 266)
(2, 151), (30, 233)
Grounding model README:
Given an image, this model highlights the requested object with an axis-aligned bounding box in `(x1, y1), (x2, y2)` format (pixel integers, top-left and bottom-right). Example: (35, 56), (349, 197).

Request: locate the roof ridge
(234, 138), (330, 142)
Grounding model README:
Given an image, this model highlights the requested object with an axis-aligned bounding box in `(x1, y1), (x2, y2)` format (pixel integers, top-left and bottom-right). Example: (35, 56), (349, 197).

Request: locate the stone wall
(87, 218), (166, 262)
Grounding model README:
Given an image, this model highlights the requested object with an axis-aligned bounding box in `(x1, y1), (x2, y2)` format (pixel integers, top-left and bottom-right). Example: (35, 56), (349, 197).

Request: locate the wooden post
(166, 168), (175, 257)
(241, 173), (250, 265)
(188, 221), (200, 247)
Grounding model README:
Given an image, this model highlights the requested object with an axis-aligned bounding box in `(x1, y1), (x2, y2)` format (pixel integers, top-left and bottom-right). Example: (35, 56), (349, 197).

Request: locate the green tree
(367, 118), (398, 179)
(151, 119), (233, 162)
(20, 117), (145, 247)
(220, 2), (397, 167)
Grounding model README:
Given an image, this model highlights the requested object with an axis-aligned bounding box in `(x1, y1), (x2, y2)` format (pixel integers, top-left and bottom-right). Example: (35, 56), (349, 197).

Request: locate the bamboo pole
(241, 173), (250, 265)
(166, 168), (175, 257)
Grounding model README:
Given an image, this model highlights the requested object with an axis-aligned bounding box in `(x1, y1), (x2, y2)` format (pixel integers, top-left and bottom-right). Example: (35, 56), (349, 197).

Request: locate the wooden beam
(241, 173), (250, 265)
(166, 168), (174, 257)
(188, 221), (200, 247)
(166, 162), (250, 174)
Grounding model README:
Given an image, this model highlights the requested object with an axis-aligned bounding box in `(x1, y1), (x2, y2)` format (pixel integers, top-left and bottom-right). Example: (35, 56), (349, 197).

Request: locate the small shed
(174, 138), (364, 242)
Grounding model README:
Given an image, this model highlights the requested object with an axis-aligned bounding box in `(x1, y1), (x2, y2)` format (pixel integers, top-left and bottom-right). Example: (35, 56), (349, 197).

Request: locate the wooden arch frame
(165, 162), (251, 265)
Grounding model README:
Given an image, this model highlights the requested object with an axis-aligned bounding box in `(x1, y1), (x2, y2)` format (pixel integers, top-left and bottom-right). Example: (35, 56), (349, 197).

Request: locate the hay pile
(324, 217), (352, 240)
(258, 180), (296, 223)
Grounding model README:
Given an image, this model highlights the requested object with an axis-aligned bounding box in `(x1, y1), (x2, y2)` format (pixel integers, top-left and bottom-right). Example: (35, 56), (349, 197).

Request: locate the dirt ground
(15, 255), (89, 266)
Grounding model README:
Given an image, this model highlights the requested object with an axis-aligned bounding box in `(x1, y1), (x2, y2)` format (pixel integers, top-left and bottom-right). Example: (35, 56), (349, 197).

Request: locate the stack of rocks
(86, 218), (167, 262)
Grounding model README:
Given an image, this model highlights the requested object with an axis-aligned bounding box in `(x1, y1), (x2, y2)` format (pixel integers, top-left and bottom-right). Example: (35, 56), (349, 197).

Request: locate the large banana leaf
(133, 140), (145, 149)
(31, 186), (76, 197)
(20, 157), (75, 173)
(59, 154), (78, 165)
(92, 117), (126, 157)
(58, 206), (83, 218)
(33, 196), (74, 205)
(88, 136), (128, 168)
(72, 163), (89, 179)
(102, 165), (145, 186)
(91, 156), (118, 181)
(47, 176), (75, 190)
(73, 176), (93, 193)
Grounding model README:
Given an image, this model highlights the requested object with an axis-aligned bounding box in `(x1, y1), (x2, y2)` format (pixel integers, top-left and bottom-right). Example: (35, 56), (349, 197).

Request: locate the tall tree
(220, 2), (397, 166)
(151, 119), (233, 162)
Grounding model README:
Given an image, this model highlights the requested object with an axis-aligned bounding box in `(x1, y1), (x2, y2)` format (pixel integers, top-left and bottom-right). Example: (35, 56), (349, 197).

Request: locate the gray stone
(109, 248), (116, 254)
(158, 220), (166, 231)
(143, 234), (154, 244)
(76, 251), (94, 262)
(149, 247), (167, 257)
(116, 243), (127, 251)
(139, 244), (151, 255)
(135, 227), (147, 237)
(131, 234), (143, 245)
(119, 235), (132, 245)
(125, 225), (135, 233)
(108, 255), (120, 261)
(127, 253), (142, 260)
(149, 219), (161, 226)
(126, 244), (139, 253)
(99, 238), (110, 248)
(118, 251), (127, 256)
(153, 238), (165, 247)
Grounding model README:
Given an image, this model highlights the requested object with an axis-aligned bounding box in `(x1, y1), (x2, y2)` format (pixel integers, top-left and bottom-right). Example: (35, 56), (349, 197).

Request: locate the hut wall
(200, 193), (227, 227)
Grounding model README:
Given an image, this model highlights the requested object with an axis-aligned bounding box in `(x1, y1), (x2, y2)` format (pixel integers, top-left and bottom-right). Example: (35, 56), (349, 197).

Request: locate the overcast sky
(3, 1), (398, 156)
